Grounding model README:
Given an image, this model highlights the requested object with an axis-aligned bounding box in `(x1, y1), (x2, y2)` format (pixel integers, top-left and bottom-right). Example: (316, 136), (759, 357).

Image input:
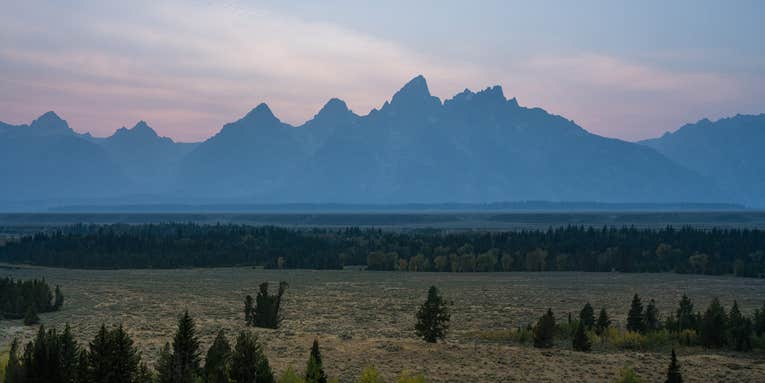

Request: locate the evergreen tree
(579, 302), (595, 330)
(110, 325), (142, 383)
(4, 338), (23, 383)
(675, 294), (696, 332)
(414, 286), (450, 343)
(230, 331), (274, 383)
(172, 310), (202, 383)
(204, 329), (232, 383)
(700, 298), (727, 348)
(23, 306), (40, 326)
(244, 295), (254, 326)
(533, 309), (556, 348)
(728, 301), (752, 351)
(88, 324), (114, 383)
(572, 321), (591, 352)
(76, 349), (90, 383)
(253, 282), (288, 329)
(645, 299), (660, 331)
(755, 302), (765, 336)
(595, 308), (611, 336)
(627, 294), (645, 333)
(665, 349), (682, 383)
(59, 324), (80, 383)
(305, 338), (327, 383)
(156, 343), (174, 383)
(54, 285), (65, 310)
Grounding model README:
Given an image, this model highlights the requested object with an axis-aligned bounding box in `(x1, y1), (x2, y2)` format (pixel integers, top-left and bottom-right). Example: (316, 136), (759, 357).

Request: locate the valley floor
(1, 267), (764, 382)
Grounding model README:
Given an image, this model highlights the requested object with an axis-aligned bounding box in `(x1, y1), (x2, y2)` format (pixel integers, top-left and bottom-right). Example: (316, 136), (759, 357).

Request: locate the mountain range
(1, 75), (762, 210)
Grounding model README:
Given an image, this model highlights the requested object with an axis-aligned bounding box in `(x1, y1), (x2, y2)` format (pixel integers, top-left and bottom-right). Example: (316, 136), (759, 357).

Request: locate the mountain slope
(0, 112), (126, 203)
(100, 121), (197, 193)
(641, 114), (765, 206)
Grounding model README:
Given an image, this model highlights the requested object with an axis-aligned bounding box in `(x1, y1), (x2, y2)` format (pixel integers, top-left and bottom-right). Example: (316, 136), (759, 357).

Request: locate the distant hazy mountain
(0, 112), (125, 203)
(101, 121), (197, 193)
(179, 75), (720, 203)
(1, 76), (751, 210)
(641, 114), (765, 207)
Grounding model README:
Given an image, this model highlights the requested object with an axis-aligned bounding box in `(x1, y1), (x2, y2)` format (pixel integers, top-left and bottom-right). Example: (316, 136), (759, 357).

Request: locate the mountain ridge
(1, 76), (762, 208)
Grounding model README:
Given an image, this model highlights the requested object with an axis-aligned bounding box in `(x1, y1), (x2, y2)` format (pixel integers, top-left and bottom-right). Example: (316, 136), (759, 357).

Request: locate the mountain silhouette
(101, 121), (197, 193)
(641, 114), (765, 206)
(0, 112), (125, 204)
(2, 76), (755, 209)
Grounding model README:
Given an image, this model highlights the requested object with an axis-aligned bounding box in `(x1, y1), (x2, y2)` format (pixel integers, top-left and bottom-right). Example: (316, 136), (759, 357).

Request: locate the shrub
(397, 371), (426, 383)
(357, 367), (384, 383)
(614, 368), (645, 383)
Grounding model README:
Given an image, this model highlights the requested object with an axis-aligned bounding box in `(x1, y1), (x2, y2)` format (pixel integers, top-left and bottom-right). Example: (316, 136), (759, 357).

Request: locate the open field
(1, 267), (765, 382)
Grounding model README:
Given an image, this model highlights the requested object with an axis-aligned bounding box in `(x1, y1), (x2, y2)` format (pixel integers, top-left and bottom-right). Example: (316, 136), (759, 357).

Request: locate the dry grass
(1, 267), (764, 382)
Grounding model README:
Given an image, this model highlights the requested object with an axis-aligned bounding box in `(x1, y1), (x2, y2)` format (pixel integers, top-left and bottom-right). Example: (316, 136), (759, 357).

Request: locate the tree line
(3, 311), (426, 383)
(0, 277), (63, 321)
(1, 224), (764, 277)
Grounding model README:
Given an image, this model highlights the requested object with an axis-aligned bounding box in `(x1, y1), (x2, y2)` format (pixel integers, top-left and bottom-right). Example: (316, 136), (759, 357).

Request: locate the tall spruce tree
(572, 321), (591, 352)
(700, 298), (727, 348)
(172, 310), (202, 383)
(645, 299), (660, 331)
(230, 330), (274, 383)
(665, 349), (682, 383)
(533, 309), (556, 348)
(244, 295), (254, 326)
(755, 302), (765, 336)
(675, 294), (696, 332)
(156, 343), (174, 383)
(627, 294), (645, 333)
(109, 325), (142, 383)
(595, 308), (611, 336)
(54, 285), (65, 310)
(4, 338), (23, 383)
(305, 338), (328, 383)
(728, 301), (752, 351)
(414, 286), (451, 343)
(204, 329), (232, 383)
(579, 302), (595, 330)
(59, 324), (80, 383)
(88, 324), (114, 383)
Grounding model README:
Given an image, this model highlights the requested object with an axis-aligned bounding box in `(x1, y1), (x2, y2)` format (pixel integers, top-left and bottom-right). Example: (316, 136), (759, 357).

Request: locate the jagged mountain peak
(388, 75), (441, 110)
(30, 111), (71, 132)
(244, 103), (278, 122)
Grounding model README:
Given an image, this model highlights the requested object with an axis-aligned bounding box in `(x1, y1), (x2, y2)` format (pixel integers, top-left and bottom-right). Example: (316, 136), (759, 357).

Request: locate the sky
(1, 0), (764, 142)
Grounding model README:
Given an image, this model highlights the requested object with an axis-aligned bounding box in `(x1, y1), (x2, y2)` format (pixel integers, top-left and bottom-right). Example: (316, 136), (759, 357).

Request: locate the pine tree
(572, 321), (591, 352)
(54, 285), (65, 310)
(59, 324), (80, 383)
(230, 330), (274, 383)
(675, 294), (696, 331)
(23, 306), (40, 326)
(253, 282), (288, 329)
(645, 299), (660, 331)
(109, 325), (141, 383)
(700, 298), (727, 348)
(533, 309), (556, 348)
(755, 302), (765, 336)
(305, 338), (327, 383)
(627, 294), (645, 333)
(595, 308), (611, 336)
(156, 343), (174, 383)
(76, 349), (90, 383)
(414, 286), (450, 343)
(4, 338), (23, 383)
(244, 295), (254, 326)
(728, 301), (752, 351)
(204, 329), (232, 383)
(172, 310), (201, 383)
(665, 349), (682, 383)
(88, 324), (114, 383)
(579, 302), (595, 330)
